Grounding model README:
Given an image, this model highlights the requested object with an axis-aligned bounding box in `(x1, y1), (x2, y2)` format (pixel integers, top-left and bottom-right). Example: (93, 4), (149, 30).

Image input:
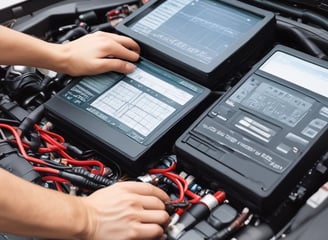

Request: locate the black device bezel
(45, 58), (210, 175)
(174, 44), (328, 214)
(115, 0), (275, 88)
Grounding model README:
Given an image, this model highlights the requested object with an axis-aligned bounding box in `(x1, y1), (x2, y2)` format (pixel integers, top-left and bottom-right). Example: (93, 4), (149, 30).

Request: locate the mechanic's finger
(107, 33), (141, 53)
(117, 182), (170, 202)
(138, 195), (167, 210)
(132, 223), (166, 240)
(138, 210), (171, 230)
(90, 58), (135, 74)
(139, 210), (170, 224)
(107, 43), (140, 62)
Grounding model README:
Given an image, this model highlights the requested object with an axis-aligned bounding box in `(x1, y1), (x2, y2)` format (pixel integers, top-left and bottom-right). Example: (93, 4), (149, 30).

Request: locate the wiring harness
(0, 121), (121, 193)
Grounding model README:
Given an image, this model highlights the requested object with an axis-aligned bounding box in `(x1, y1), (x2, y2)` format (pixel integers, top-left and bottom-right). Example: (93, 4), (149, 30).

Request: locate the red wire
(35, 167), (67, 192)
(36, 125), (105, 174)
(40, 133), (66, 151)
(42, 176), (69, 183)
(164, 172), (188, 193)
(162, 171), (192, 204)
(148, 161), (177, 174)
(186, 190), (201, 204)
(11, 139), (59, 153)
(35, 125), (65, 144)
(42, 176), (70, 192)
(37, 145), (61, 153)
(148, 162), (201, 204)
(0, 123), (105, 176)
(54, 182), (64, 192)
(11, 138), (66, 157)
(1, 123), (201, 203)
(0, 123), (52, 166)
(148, 164), (186, 203)
(33, 166), (59, 175)
(42, 176), (70, 183)
(37, 124), (105, 174)
(163, 172), (185, 203)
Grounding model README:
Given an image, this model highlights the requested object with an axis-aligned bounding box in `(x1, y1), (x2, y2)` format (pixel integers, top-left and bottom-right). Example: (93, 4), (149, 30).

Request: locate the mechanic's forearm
(0, 26), (67, 72)
(0, 169), (89, 239)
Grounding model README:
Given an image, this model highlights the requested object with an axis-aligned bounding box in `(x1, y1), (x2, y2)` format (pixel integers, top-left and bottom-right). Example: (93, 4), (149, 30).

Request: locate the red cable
(41, 176), (69, 192)
(164, 172), (188, 193)
(148, 163), (202, 204)
(37, 168), (66, 192)
(0, 123), (105, 176)
(186, 189), (201, 204)
(164, 173), (185, 204)
(33, 166), (60, 175)
(148, 161), (177, 174)
(35, 125), (65, 144)
(0, 123), (52, 166)
(54, 181), (64, 192)
(36, 125), (105, 174)
(42, 176), (69, 183)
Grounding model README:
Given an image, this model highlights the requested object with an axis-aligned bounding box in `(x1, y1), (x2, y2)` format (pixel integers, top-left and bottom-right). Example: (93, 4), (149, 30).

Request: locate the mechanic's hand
(80, 181), (170, 240)
(60, 31), (140, 76)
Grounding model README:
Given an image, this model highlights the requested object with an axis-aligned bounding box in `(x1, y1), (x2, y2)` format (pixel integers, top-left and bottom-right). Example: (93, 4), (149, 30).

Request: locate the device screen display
(128, 0), (261, 65)
(60, 60), (203, 143)
(260, 51), (328, 98)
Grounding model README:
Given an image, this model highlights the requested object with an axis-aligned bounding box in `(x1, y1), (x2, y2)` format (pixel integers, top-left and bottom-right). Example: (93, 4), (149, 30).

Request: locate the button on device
(320, 107), (328, 118)
(286, 133), (309, 146)
(309, 118), (327, 130)
(235, 116), (276, 143)
(198, 143), (209, 153)
(302, 127), (319, 139)
(206, 148), (224, 159)
(209, 105), (235, 122)
(186, 137), (200, 148)
(276, 143), (292, 154)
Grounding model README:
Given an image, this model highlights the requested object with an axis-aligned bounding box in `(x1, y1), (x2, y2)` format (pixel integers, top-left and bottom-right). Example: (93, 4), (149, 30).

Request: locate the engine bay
(1, 0), (328, 239)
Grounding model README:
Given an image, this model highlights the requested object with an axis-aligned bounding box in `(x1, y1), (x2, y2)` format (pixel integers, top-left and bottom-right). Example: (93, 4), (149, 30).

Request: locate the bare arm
(0, 25), (170, 240)
(0, 169), (170, 240)
(0, 26), (140, 75)
(0, 168), (88, 239)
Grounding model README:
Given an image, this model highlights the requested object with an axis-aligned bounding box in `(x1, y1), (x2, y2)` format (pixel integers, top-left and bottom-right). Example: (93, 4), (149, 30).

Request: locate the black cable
(57, 26), (89, 44)
(102, 157), (122, 180)
(0, 118), (20, 126)
(70, 167), (116, 186)
(0, 95), (30, 122)
(18, 104), (45, 137)
(276, 19), (328, 59)
(3, 72), (44, 101)
(42, 160), (73, 171)
(205, 208), (250, 240)
(242, 0), (328, 31)
(58, 171), (103, 190)
(90, 22), (115, 33)
(282, 197), (328, 240)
